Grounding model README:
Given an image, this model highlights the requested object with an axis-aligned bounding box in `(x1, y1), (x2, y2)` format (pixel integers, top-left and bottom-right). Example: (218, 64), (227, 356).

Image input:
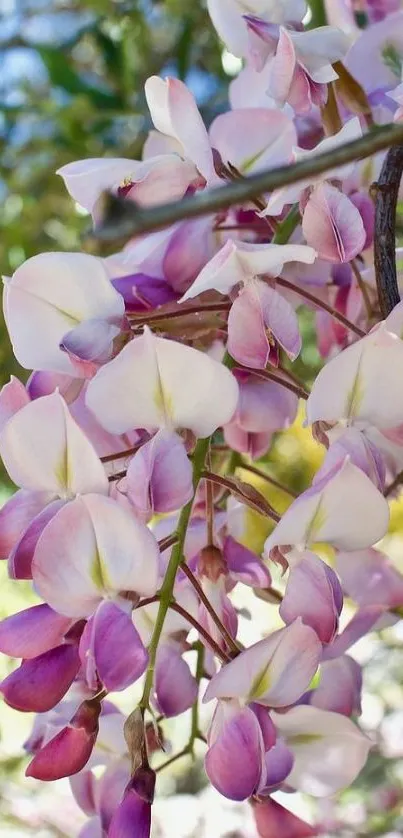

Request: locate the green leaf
(37, 46), (123, 110)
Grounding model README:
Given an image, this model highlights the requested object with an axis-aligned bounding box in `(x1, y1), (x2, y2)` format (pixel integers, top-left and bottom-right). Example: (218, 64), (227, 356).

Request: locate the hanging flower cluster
(1, 1), (403, 836)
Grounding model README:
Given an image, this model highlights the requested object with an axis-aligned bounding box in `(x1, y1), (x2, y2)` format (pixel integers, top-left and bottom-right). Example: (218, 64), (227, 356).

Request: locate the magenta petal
(26, 699), (101, 780)
(224, 536), (271, 588)
(108, 768), (155, 838)
(9, 498), (65, 580)
(0, 603), (72, 658)
(205, 703), (265, 801)
(1, 643), (80, 712)
(80, 601), (148, 693)
(302, 183), (366, 263)
(253, 798), (317, 838)
(0, 489), (54, 561)
(154, 641), (198, 718)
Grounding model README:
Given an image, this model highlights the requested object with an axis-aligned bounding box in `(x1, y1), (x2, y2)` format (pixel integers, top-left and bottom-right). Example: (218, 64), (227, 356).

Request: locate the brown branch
(201, 470), (281, 522)
(180, 561), (241, 654)
(100, 445), (142, 464)
(91, 124), (403, 243)
(235, 363), (310, 400)
(373, 143), (403, 318)
(237, 461), (297, 498)
(275, 276), (366, 338)
(169, 601), (230, 662)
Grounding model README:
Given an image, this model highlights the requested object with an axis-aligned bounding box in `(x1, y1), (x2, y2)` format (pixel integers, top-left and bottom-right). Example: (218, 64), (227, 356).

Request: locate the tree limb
(91, 123), (403, 243)
(373, 143), (403, 318)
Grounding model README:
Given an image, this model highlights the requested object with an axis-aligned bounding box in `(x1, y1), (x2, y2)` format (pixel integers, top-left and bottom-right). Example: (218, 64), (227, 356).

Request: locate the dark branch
(91, 123), (403, 243)
(373, 143), (403, 318)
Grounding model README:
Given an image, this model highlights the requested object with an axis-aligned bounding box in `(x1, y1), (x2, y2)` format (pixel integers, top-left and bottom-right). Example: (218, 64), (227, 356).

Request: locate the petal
(56, 158), (142, 214)
(280, 551), (342, 644)
(61, 318), (122, 365)
(209, 109), (296, 174)
(126, 430), (193, 520)
(145, 76), (215, 182)
(306, 325), (403, 429)
(9, 498), (66, 580)
(252, 798), (317, 838)
(263, 738), (295, 790)
(0, 376), (30, 433)
(302, 184), (366, 263)
(108, 769), (154, 838)
(163, 217), (215, 293)
(324, 605), (384, 660)
(335, 547), (403, 609)
(32, 494), (160, 617)
(224, 536), (271, 588)
(0, 603), (72, 658)
(4, 252), (125, 374)
(0, 489), (53, 560)
(267, 27), (297, 107)
(229, 369), (298, 433)
(80, 601), (148, 692)
(309, 656), (362, 716)
(86, 327), (239, 438)
(1, 643), (80, 712)
(0, 392), (108, 496)
(154, 641), (198, 718)
(264, 458), (389, 554)
(181, 240), (316, 302)
(26, 699), (101, 781)
(272, 705), (371, 796)
(204, 619), (321, 708)
(254, 280), (301, 360)
(228, 286), (271, 369)
(205, 701), (265, 801)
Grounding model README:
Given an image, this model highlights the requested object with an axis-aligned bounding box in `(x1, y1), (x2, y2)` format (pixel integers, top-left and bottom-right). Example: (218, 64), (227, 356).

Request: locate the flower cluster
(1, 1), (403, 836)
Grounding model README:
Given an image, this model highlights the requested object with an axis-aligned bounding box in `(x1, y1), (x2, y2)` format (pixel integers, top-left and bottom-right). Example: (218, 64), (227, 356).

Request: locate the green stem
(272, 205), (301, 245)
(189, 643), (205, 757)
(307, 0), (327, 28)
(139, 436), (210, 711)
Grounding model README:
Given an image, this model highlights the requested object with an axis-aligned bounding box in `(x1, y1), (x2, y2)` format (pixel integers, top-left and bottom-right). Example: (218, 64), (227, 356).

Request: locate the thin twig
(235, 363), (310, 400)
(237, 461), (297, 498)
(351, 258), (373, 319)
(158, 533), (179, 552)
(181, 561), (241, 654)
(202, 469), (281, 522)
(100, 445), (142, 464)
(127, 300), (231, 324)
(169, 601), (230, 662)
(373, 143), (403, 317)
(108, 469), (127, 482)
(275, 275), (366, 338)
(91, 124), (403, 242)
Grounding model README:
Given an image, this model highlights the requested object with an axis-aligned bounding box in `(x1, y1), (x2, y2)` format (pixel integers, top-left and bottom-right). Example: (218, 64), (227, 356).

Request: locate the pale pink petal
(280, 551), (342, 644)
(32, 494), (160, 617)
(224, 536), (271, 588)
(56, 158), (141, 214)
(302, 184), (366, 263)
(181, 240), (316, 302)
(86, 327), (239, 438)
(306, 324), (403, 430)
(267, 27), (297, 107)
(228, 286), (271, 369)
(290, 27), (349, 82)
(163, 217), (215, 293)
(335, 547), (403, 609)
(209, 109), (296, 174)
(3, 252), (125, 374)
(0, 377), (30, 432)
(204, 619), (321, 708)
(309, 656), (362, 717)
(264, 458), (389, 554)
(9, 498), (66, 580)
(0, 392), (107, 496)
(272, 705), (371, 796)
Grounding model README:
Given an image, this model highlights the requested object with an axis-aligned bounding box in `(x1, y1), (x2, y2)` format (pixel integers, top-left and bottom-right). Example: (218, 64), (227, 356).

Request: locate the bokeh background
(1, 1), (403, 835)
